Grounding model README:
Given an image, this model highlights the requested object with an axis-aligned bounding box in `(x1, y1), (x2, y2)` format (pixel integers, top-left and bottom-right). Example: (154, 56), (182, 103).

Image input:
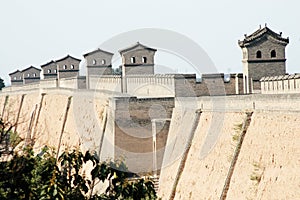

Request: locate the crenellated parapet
(6, 26), (300, 97)
(261, 74), (300, 94)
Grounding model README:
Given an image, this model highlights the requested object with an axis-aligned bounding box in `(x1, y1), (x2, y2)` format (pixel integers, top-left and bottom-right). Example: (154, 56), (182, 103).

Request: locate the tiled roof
(41, 60), (55, 68)
(55, 55), (81, 63)
(83, 48), (114, 57)
(9, 70), (21, 76)
(119, 42), (157, 54)
(21, 66), (41, 72)
(238, 26), (289, 47)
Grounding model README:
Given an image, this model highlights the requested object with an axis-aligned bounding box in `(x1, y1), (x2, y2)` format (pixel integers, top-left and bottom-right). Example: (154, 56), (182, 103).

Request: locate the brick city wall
(114, 97), (175, 174)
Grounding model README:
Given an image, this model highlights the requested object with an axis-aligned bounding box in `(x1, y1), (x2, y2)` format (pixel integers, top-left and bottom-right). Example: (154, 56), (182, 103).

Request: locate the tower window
(27, 73), (30, 77)
(71, 65), (74, 69)
(63, 65), (67, 69)
(142, 57), (147, 63)
(271, 50), (276, 58)
(256, 50), (262, 58)
(101, 59), (106, 65)
(33, 73), (36, 77)
(47, 69), (51, 73)
(13, 77), (17, 80)
(92, 59), (97, 65)
(131, 57), (136, 63)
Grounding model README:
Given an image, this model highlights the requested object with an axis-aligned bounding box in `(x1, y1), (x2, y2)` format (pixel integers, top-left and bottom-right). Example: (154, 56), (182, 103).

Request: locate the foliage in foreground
(0, 119), (157, 200)
(0, 147), (157, 200)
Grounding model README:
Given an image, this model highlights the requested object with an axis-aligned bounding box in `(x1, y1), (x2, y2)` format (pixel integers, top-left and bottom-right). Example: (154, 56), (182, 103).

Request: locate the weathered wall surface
(226, 111), (300, 200)
(89, 75), (122, 92)
(1, 88), (300, 199)
(0, 89), (111, 155)
(158, 108), (246, 199)
(158, 106), (202, 199)
(159, 94), (300, 200)
(175, 112), (246, 200)
(114, 97), (174, 174)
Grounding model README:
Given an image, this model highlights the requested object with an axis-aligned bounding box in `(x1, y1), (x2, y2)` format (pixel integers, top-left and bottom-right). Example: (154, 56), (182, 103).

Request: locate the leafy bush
(0, 147), (157, 199)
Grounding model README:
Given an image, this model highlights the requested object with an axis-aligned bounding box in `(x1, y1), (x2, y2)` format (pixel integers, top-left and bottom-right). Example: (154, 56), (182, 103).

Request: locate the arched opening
(47, 69), (51, 73)
(63, 65), (67, 70)
(71, 65), (74, 69)
(271, 50), (276, 58)
(131, 57), (136, 64)
(142, 57), (147, 63)
(256, 50), (262, 58)
(101, 59), (106, 65)
(92, 59), (97, 65)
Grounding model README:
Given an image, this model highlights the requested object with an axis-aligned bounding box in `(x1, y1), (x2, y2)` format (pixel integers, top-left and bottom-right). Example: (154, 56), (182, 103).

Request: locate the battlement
(5, 27), (300, 97)
(261, 74), (300, 94)
(2, 77), (86, 92)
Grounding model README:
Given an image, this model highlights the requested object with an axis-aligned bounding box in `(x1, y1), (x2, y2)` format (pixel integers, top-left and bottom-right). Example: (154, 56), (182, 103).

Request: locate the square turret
(238, 25), (289, 93)
(41, 60), (57, 79)
(22, 66), (41, 84)
(55, 55), (81, 79)
(119, 42), (157, 76)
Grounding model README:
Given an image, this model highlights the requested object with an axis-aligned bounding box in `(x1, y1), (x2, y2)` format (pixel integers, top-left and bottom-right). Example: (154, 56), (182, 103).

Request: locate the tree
(0, 118), (157, 200)
(0, 78), (4, 90)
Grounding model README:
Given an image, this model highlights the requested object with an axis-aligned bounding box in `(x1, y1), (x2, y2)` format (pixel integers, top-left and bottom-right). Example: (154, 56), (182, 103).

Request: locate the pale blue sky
(1, 0), (299, 85)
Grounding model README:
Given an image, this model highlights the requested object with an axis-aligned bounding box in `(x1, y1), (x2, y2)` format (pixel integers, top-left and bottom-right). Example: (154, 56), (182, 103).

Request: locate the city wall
(5, 73), (244, 98)
(1, 88), (300, 199)
(159, 93), (300, 199)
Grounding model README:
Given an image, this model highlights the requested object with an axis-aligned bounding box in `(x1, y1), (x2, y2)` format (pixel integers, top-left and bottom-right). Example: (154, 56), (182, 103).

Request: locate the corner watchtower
(238, 25), (289, 93)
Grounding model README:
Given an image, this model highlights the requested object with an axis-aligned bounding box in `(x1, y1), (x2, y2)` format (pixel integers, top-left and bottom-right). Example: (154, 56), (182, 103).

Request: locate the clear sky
(1, 0), (299, 85)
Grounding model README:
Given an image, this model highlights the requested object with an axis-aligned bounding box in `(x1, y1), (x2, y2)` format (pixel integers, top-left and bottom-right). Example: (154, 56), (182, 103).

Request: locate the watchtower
(22, 66), (41, 84)
(55, 55), (81, 79)
(41, 60), (57, 79)
(83, 48), (113, 76)
(238, 25), (289, 93)
(119, 42), (157, 76)
(119, 42), (157, 93)
(9, 70), (23, 86)
(83, 48), (113, 89)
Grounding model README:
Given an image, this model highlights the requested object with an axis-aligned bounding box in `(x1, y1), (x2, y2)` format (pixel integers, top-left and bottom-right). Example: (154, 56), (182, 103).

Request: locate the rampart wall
(5, 73), (245, 98)
(159, 93), (300, 199)
(89, 75), (122, 92)
(113, 96), (174, 174)
(126, 75), (175, 97)
(1, 88), (299, 199)
(2, 77), (86, 92)
(261, 74), (300, 94)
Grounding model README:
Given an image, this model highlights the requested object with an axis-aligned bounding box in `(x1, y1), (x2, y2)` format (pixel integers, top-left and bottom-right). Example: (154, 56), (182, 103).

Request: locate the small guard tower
(238, 25), (289, 93)
(119, 42), (157, 93)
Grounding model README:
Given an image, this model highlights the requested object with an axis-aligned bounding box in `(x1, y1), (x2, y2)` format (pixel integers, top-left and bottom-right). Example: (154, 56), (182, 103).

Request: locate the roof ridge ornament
(238, 25), (289, 47)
